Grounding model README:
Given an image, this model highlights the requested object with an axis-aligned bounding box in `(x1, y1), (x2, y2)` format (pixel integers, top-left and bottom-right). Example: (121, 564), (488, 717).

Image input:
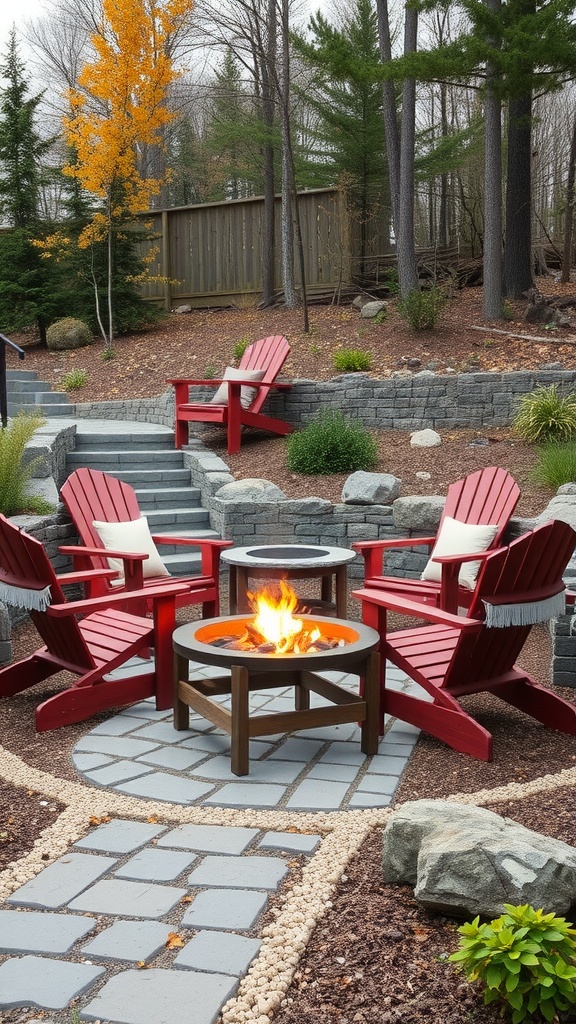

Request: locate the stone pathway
(0, 663), (422, 1023)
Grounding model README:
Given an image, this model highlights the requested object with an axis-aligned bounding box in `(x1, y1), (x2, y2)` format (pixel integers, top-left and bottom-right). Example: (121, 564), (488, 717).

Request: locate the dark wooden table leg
(174, 653), (190, 730)
(360, 651), (380, 755)
(228, 565), (238, 614)
(335, 566), (348, 618)
(231, 664), (250, 776)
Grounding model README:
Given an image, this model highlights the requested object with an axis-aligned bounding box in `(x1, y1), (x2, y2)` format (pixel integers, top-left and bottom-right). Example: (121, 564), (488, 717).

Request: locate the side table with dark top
(220, 544), (357, 618)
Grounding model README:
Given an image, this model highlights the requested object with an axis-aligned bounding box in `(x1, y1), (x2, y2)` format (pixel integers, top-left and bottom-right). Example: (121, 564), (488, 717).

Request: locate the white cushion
(92, 517), (170, 581)
(210, 366), (265, 409)
(421, 516), (499, 591)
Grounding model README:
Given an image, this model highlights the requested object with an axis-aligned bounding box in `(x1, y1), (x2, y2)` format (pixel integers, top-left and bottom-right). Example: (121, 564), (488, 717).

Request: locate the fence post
(162, 209), (171, 311)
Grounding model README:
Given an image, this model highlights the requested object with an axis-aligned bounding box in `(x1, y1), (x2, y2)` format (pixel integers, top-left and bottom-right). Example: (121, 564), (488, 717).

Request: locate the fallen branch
(471, 325), (576, 345)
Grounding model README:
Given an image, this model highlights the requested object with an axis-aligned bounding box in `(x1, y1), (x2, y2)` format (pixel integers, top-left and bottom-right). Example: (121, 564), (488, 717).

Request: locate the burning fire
(248, 580), (321, 654)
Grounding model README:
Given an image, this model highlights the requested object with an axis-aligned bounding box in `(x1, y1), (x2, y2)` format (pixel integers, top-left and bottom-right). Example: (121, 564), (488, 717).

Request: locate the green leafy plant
(513, 385), (576, 444)
(60, 368), (89, 391)
(397, 286), (446, 330)
(383, 267), (399, 296)
(332, 348), (372, 372)
(502, 300), (515, 320)
(233, 337), (250, 361)
(449, 903), (576, 1024)
(373, 307), (387, 324)
(102, 345), (116, 361)
(0, 414), (54, 516)
(204, 364), (218, 379)
(532, 441), (576, 489)
(286, 409), (378, 475)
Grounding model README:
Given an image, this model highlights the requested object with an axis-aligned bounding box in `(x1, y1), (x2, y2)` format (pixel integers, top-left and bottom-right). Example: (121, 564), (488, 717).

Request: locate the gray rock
(215, 478), (287, 502)
(392, 495), (445, 531)
(508, 492), (576, 539)
(342, 471), (401, 505)
(410, 428), (441, 448)
(558, 483), (576, 494)
(173, 304), (192, 314)
(352, 292), (376, 310)
(382, 800), (576, 917)
(360, 300), (388, 319)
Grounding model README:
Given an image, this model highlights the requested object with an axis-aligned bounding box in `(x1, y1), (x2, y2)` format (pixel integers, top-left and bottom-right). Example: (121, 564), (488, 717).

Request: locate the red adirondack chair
(168, 334), (293, 454)
(60, 468), (232, 617)
(353, 519), (576, 759)
(353, 466), (520, 613)
(0, 515), (190, 731)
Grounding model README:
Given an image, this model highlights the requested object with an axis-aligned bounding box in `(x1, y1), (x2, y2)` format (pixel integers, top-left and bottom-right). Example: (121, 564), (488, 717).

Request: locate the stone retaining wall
(74, 367), (576, 433)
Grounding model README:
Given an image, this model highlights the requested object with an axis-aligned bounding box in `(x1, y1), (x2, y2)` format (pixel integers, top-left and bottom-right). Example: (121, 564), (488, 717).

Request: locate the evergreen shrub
(286, 409), (378, 475)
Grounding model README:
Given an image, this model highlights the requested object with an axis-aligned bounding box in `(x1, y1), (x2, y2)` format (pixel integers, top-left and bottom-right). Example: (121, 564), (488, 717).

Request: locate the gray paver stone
(68, 878), (187, 918)
(307, 762), (360, 783)
(258, 831), (321, 854)
(367, 754), (408, 776)
(357, 774), (399, 795)
(205, 783), (285, 807)
(268, 737), (325, 761)
(115, 848), (197, 881)
(175, 929), (261, 975)
(82, 920), (171, 961)
(287, 779), (350, 810)
(190, 755), (305, 784)
(116, 772), (214, 803)
(80, 967), (237, 1024)
(182, 888), (268, 930)
(74, 735), (161, 757)
(348, 792), (392, 807)
(89, 715), (146, 735)
(131, 721), (199, 744)
(85, 761), (155, 785)
(136, 746), (208, 770)
(6, 853), (117, 909)
(0, 955), (104, 1010)
(157, 824), (258, 854)
(188, 854), (287, 889)
(0, 910), (95, 954)
(75, 819), (166, 854)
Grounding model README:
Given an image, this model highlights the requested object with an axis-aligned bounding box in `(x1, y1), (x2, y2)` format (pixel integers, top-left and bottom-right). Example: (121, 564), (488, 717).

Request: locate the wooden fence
(135, 187), (392, 309)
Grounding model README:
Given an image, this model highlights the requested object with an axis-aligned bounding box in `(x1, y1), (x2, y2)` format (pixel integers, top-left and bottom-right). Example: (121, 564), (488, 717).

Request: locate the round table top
(220, 543), (356, 570)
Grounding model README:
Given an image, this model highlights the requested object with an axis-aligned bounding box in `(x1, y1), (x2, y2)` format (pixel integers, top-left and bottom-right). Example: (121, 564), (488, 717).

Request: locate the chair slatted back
(445, 520), (576, 690)
(61, 468), (141, 575)
(0, 514), (94, 669)
(238, 335), (290, 413)
(442, 466), (520, 545)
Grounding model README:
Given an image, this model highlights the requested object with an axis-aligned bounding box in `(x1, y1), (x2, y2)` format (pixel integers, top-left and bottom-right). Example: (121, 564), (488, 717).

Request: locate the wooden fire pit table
(173, 615), (380, 776)
(221, 544), (357, 618)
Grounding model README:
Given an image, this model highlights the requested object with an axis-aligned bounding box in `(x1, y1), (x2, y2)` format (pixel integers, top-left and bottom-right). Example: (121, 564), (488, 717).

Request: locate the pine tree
(0, 30), (59, 344)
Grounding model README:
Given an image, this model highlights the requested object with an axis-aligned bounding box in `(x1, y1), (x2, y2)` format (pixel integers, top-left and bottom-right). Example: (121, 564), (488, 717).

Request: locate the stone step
(159, 551), (204, 575)
(153, 529), (221, 558)
(7, 379), (55, 394)
(73, 432), (175, 451)
(143, 507), (207, 528)
(70, 465), (193, 487)
(135, 487), (203, 510)
(6, 369), (39, 381)
(8, 389), (70, 405)
(66, 449), (184, 468)
(8, 401), (75, 417)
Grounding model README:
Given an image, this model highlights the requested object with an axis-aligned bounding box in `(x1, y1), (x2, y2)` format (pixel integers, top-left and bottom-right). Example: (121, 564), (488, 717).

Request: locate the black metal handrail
(0, 333), (25, 429)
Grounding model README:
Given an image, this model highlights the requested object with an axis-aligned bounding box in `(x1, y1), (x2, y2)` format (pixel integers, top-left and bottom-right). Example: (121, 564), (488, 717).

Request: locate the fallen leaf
(89, 815), (111, 826)
(136, 961), (150, 969)
(147, 815), (159, 824)
(166, 932), (185, 948)
(180, 895), (193, 904)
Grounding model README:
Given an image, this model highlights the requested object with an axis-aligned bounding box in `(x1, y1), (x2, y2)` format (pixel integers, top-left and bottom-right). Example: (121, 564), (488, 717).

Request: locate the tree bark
(561, 111), (576, 284)
(260, 0), (276, 306)
(503, 93), (534, 298)
(483, 0), (503, 319)
(396, 5), (419, 298)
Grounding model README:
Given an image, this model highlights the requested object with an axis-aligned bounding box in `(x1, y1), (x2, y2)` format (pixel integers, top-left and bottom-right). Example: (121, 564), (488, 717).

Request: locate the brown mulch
(3, 283), (576, 1022)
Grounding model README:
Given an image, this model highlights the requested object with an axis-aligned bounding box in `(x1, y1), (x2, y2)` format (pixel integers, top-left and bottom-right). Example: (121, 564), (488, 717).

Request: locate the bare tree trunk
(279, 0), (297, 307)
(397, 5), (419, 298)
(503, 93), (534, 298)
(375, 0), (400, 230)
(260, 0), (276, 306)
(561, 111), (576, 284)
(483, 0), (503, 319)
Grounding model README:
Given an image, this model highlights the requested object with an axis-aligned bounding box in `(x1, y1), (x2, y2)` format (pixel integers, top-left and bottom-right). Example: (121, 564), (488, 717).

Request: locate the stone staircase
(66, 424), (221, 577)
(6, 368), (75, 417)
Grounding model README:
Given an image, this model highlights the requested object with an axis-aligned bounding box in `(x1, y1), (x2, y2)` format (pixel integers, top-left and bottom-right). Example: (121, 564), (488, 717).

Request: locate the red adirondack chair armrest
(56, 568), (120, 587)
(150, 535), (233, 579)
(352, 585), (484, 631)
(47, 579), (191, 617)
(352, 536), (437, 578)
(60, 543), (147, 590)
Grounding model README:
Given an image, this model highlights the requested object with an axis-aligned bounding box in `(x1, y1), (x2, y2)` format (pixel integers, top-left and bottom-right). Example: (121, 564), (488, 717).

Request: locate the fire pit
(173, 584), (380, 775)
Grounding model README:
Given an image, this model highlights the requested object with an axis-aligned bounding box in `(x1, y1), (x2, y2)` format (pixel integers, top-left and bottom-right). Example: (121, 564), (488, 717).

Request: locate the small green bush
(61, 368), (89, 391)
(102, 346), (116, 361)
(449, 903), (576, 1024)
(46, 317), (93, 352)
(332, 348), (372, 373)
(397, 286), (446, 330)
(286, 409), (378, 475)
(513, 385), (576, 444)
(0, 414), (54, 516)
(233, 337), (250, 362)
(383, 267), (400, 296)
(532, 441), (576, 489)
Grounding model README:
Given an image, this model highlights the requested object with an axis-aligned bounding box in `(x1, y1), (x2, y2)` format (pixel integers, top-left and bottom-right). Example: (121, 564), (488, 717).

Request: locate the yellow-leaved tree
(63, 0), (192, 347)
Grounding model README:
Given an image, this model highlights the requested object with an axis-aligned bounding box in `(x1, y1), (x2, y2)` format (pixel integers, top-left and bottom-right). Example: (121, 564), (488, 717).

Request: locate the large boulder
(46, 318), (93, 352)
(410, 428), (441, 448)
(392, 495), (445, 531)
(215, 478), (287, 502)
(382, 800), (576, 918)
(342, 471), (401, 505)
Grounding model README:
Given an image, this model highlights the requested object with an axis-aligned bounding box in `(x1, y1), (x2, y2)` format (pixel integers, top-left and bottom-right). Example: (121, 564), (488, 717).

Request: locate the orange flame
(247, 580), (320, 654)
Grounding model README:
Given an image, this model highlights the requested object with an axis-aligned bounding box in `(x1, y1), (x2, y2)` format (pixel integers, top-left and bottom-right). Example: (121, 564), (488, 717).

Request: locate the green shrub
(332, 348), (372, 373)
(46, 317), (93, 352)
(286, 409), (378, 475)
(102, 346), (116, 361)
(449, 903), (576, 1024)
(60, 368), (89, 391)
(532, 441), (576, 489)
(0, 414), (54, 516)
(383, 267), (400, 296)
(397, 286), (446, 330)
(233, 337), (250, 361)
(204, 364), (218, 379)
(513, 385), (576, 444)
